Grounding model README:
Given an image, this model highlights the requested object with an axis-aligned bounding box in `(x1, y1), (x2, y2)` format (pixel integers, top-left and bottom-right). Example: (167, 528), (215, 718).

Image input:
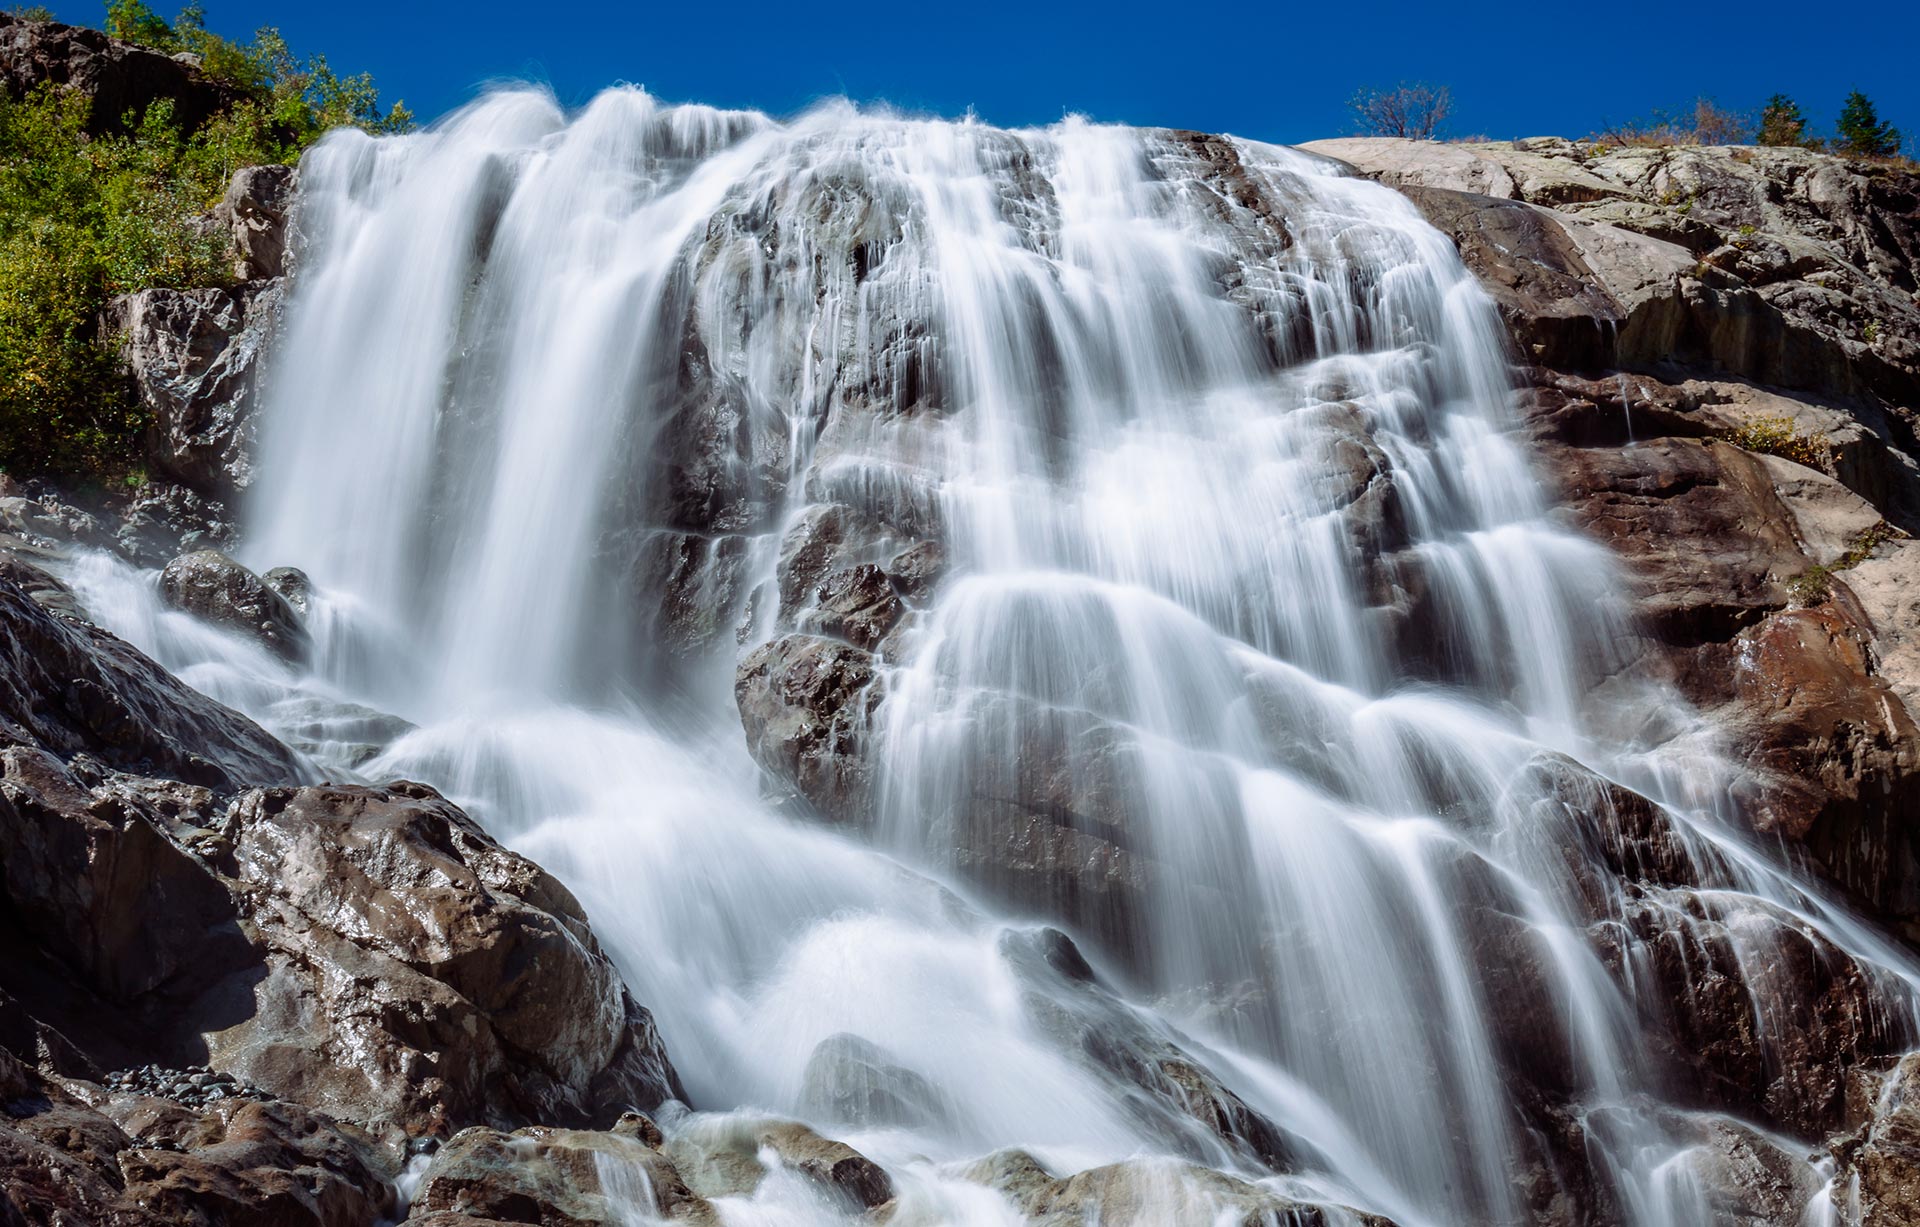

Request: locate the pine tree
(1835, 91), (1902, 159)
(1757, 94), (1811, 147)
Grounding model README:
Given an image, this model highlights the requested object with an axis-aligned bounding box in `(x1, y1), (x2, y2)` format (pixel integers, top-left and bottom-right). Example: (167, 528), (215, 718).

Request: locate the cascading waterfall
(54, 86), (1920, 1226)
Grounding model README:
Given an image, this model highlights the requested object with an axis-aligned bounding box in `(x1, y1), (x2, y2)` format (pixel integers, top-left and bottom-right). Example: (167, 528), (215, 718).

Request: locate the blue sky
(39, 0), (1920, 149)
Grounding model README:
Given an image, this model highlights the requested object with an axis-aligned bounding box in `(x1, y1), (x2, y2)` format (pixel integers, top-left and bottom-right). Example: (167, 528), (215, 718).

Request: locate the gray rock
(105, 282), (281, 499)
(159, 548), (309, 662)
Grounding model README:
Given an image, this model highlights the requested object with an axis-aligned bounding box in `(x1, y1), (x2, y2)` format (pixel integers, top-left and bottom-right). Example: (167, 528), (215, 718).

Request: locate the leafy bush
(1717, 414), (1830, 469)
(1349, 83), (1452, 140)
(0, 5), (410, 479)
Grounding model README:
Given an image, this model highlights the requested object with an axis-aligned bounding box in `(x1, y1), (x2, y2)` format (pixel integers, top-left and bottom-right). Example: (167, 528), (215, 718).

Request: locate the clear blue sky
(38, 0), (1920, 149)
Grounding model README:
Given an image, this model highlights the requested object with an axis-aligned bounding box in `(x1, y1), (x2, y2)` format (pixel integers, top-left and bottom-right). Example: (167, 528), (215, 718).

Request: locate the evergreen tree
(1835, 91), (1902, 158)
(1757, 94), (1811, 147)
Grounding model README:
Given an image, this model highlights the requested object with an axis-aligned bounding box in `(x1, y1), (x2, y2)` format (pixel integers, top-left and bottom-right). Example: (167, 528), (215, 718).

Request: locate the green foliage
(1836, 91), (1902, 159)
(1786, 522), (1896, 607)
(1718, 414), (1831, 470)
(0, 6), (411, 478)
(1757, 94), (1816, 148)
(94, 4), (412, 140)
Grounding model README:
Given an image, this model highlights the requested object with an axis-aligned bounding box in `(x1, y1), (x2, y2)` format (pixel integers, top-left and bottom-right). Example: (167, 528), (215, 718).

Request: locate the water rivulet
(63, 89), (1920, 1225)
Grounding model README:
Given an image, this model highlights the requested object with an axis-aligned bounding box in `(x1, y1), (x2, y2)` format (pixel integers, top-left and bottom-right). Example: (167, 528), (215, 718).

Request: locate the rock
(261, 565), (311, 615)
(1016, 1157), (1388, 1227)
(0, 11), (242, 134)
(158, 548), (310, 662)
(1835, 1053), (1920, 1225)
(105, 283), (281, 499)
(113, 1096), (397, 1227)
(212, 164), (298, 282)
(734, 633), (879, 823)
(1593, 887), (1908, 1137)
(658, 1115), (889, 1210)
(407, 1124), (715, 1226)
(753, 1120), (893, 1209)
(0, 567), (298, 788)
(1311, 137), (1920, 412)
(209, 782), (687, 1137)
(798, 1033), (950, 1129)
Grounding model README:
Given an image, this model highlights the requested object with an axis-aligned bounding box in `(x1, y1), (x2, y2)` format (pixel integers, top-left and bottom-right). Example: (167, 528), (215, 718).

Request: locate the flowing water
(57, 88), (1920, 1225)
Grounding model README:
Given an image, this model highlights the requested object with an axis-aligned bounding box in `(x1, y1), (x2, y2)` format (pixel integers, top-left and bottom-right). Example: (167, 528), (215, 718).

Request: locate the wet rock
(799, 1033), (950, 1129)
(261, 565), (311, 614)
(734, 632), (879, 824)
(1594, 887), (1909, 1137)
(0, 567), (298, 788)
(998, 927), (1307, 1174)
(1017, 1157), (1388, 1227)
(408, 1124), (714, 1226)
(210, 782), (686, 1137)
(658, 1116), (889, 1210)
(105, 282), (281, 499)
(159, 548), (310, 662)
(1834, 1053), (1920, 1225)
(754, 1120), (894, 1209)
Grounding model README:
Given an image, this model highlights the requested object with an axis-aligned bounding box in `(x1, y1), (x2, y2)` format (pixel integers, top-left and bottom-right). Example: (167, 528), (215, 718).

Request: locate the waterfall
(59, 86), (1920, 1226)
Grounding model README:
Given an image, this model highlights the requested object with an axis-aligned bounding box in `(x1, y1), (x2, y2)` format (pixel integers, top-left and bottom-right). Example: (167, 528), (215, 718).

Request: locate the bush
(1349, 83), (1452, 140)
(0, 5), (410, 480)
(1718, 414), (1830, 469)
(1597, 98), (1751, 147)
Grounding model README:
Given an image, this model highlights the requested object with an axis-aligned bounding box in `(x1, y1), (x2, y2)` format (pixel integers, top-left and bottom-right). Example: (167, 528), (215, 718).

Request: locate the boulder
(798, 1033), (950, 1130)
(209, 781), (686, 1137)
(159, 548), (309, 662)
(0, 11), (242, 133)
(734, 632), (879, 824)
(407, 1124), (715, 1226)
(106, 283), (280, 499)
(212, 164), (298, 282)
(0, 567), (298, 788)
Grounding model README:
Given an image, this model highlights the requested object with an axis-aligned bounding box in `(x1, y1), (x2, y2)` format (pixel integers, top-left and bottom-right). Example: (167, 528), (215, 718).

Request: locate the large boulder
(158, 548), (309, 662)
(213, 164), (298, 282)
(209, 781), (686, 1137)
(0, 11), (242, 133)
(105, 282), (281, 500)
(0, 567), (298, 788)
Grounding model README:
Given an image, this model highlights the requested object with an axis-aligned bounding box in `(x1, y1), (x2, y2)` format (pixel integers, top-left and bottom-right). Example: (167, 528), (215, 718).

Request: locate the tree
(1757, 94), (1812, 147)
(1835, 91), (1902, 159)
(1349, 83), (1452, 140)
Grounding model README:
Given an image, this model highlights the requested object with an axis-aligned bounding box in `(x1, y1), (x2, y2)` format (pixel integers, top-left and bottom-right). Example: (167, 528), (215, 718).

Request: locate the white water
(58, 89), (1920, 1225)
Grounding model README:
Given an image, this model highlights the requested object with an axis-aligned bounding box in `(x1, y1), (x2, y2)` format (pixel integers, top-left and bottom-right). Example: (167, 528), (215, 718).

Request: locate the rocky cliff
(1303, 136), (1920, 938)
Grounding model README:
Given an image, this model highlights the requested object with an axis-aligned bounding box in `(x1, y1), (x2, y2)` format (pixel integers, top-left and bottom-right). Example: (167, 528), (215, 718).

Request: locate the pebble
(103, 1063), (271, 1106)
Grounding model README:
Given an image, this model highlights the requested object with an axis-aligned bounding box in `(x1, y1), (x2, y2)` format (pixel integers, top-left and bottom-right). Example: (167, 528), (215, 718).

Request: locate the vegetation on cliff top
(0, 3), (408, 479)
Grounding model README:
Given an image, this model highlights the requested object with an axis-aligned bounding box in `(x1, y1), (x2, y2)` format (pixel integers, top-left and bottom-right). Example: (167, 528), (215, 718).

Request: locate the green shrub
(1718, 414), (1830, 469)
(1786, 522), (1896, 607)
(0, 6), (410, 480)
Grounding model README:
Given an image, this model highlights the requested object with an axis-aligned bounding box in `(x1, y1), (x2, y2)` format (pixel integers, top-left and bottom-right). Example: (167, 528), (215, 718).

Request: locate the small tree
(1349, 83), (1452, 140)
(1757, 94), (1812, 147)
(1688, 98), (1750, 145)
(1836, 91), (1902, 158)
